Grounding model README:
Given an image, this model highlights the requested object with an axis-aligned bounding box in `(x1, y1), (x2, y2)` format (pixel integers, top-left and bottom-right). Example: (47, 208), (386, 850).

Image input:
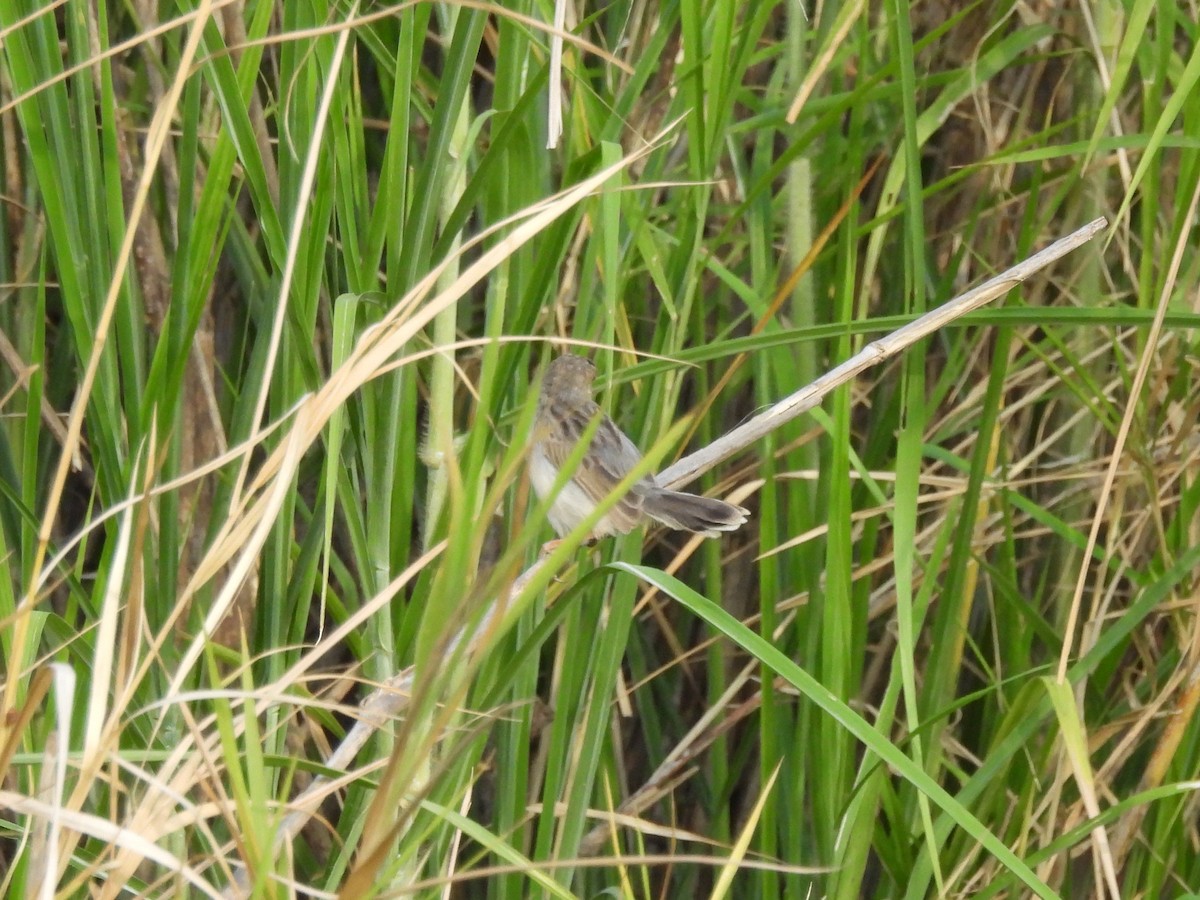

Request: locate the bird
(530, 354), (749, 545)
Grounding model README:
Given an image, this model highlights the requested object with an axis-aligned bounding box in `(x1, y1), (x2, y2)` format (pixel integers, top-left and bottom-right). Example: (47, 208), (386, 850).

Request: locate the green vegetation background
(1, 0), (1197, 897)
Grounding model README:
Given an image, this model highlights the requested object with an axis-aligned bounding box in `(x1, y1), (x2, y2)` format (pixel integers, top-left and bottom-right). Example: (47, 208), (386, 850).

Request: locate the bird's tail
(642, 489), (749, 537)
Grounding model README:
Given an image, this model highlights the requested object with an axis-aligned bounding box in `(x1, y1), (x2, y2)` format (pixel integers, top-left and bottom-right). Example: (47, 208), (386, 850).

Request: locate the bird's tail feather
(642, 489), (749, 537)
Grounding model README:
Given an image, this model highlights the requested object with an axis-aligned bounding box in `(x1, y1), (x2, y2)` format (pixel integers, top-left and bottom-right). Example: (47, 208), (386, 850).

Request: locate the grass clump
(0, 1), (1197, 897)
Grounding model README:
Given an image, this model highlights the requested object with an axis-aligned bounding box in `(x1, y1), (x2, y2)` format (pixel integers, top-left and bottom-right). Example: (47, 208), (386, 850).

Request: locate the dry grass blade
(1058, 197), (1200, 680)
(1, 0), (220, 772)
(165, 127), (672, 701)
(0, 791), (219, 898)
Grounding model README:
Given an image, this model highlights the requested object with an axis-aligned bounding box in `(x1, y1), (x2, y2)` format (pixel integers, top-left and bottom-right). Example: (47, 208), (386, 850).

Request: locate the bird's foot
(539, 535), (599, 558)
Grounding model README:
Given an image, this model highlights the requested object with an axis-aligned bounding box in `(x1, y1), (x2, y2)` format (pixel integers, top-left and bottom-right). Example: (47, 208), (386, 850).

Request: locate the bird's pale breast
(530, 443), (621, 537)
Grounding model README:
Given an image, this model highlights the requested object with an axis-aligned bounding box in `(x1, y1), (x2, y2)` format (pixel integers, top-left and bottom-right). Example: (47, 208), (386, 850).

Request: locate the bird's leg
(539, 534), (598, 557)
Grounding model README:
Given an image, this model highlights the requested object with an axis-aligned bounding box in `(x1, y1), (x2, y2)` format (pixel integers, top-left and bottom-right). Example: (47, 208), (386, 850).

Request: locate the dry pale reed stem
(659, 216), (1108, 490)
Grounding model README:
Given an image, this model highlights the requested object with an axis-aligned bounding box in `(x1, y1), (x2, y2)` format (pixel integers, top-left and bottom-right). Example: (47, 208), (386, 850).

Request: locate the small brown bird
(530, 354), (749, 542)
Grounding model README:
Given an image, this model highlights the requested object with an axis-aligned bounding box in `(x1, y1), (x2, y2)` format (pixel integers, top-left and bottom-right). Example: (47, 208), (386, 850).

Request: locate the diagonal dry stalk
(659, 216), (1108, 489)
(272, 216), (1108, 850)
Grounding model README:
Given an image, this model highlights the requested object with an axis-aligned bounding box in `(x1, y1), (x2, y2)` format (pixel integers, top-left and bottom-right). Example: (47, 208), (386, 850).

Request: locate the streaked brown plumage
(530, 354), (749, 540)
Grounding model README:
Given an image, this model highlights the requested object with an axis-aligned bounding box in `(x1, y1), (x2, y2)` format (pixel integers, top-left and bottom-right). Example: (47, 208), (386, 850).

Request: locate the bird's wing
(540, 400), (648, 529)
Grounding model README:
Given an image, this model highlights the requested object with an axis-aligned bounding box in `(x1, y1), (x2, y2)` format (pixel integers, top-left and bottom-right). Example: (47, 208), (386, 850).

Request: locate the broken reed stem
(659, 216), (1108, 490)
(274, 215), (1108, 851)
